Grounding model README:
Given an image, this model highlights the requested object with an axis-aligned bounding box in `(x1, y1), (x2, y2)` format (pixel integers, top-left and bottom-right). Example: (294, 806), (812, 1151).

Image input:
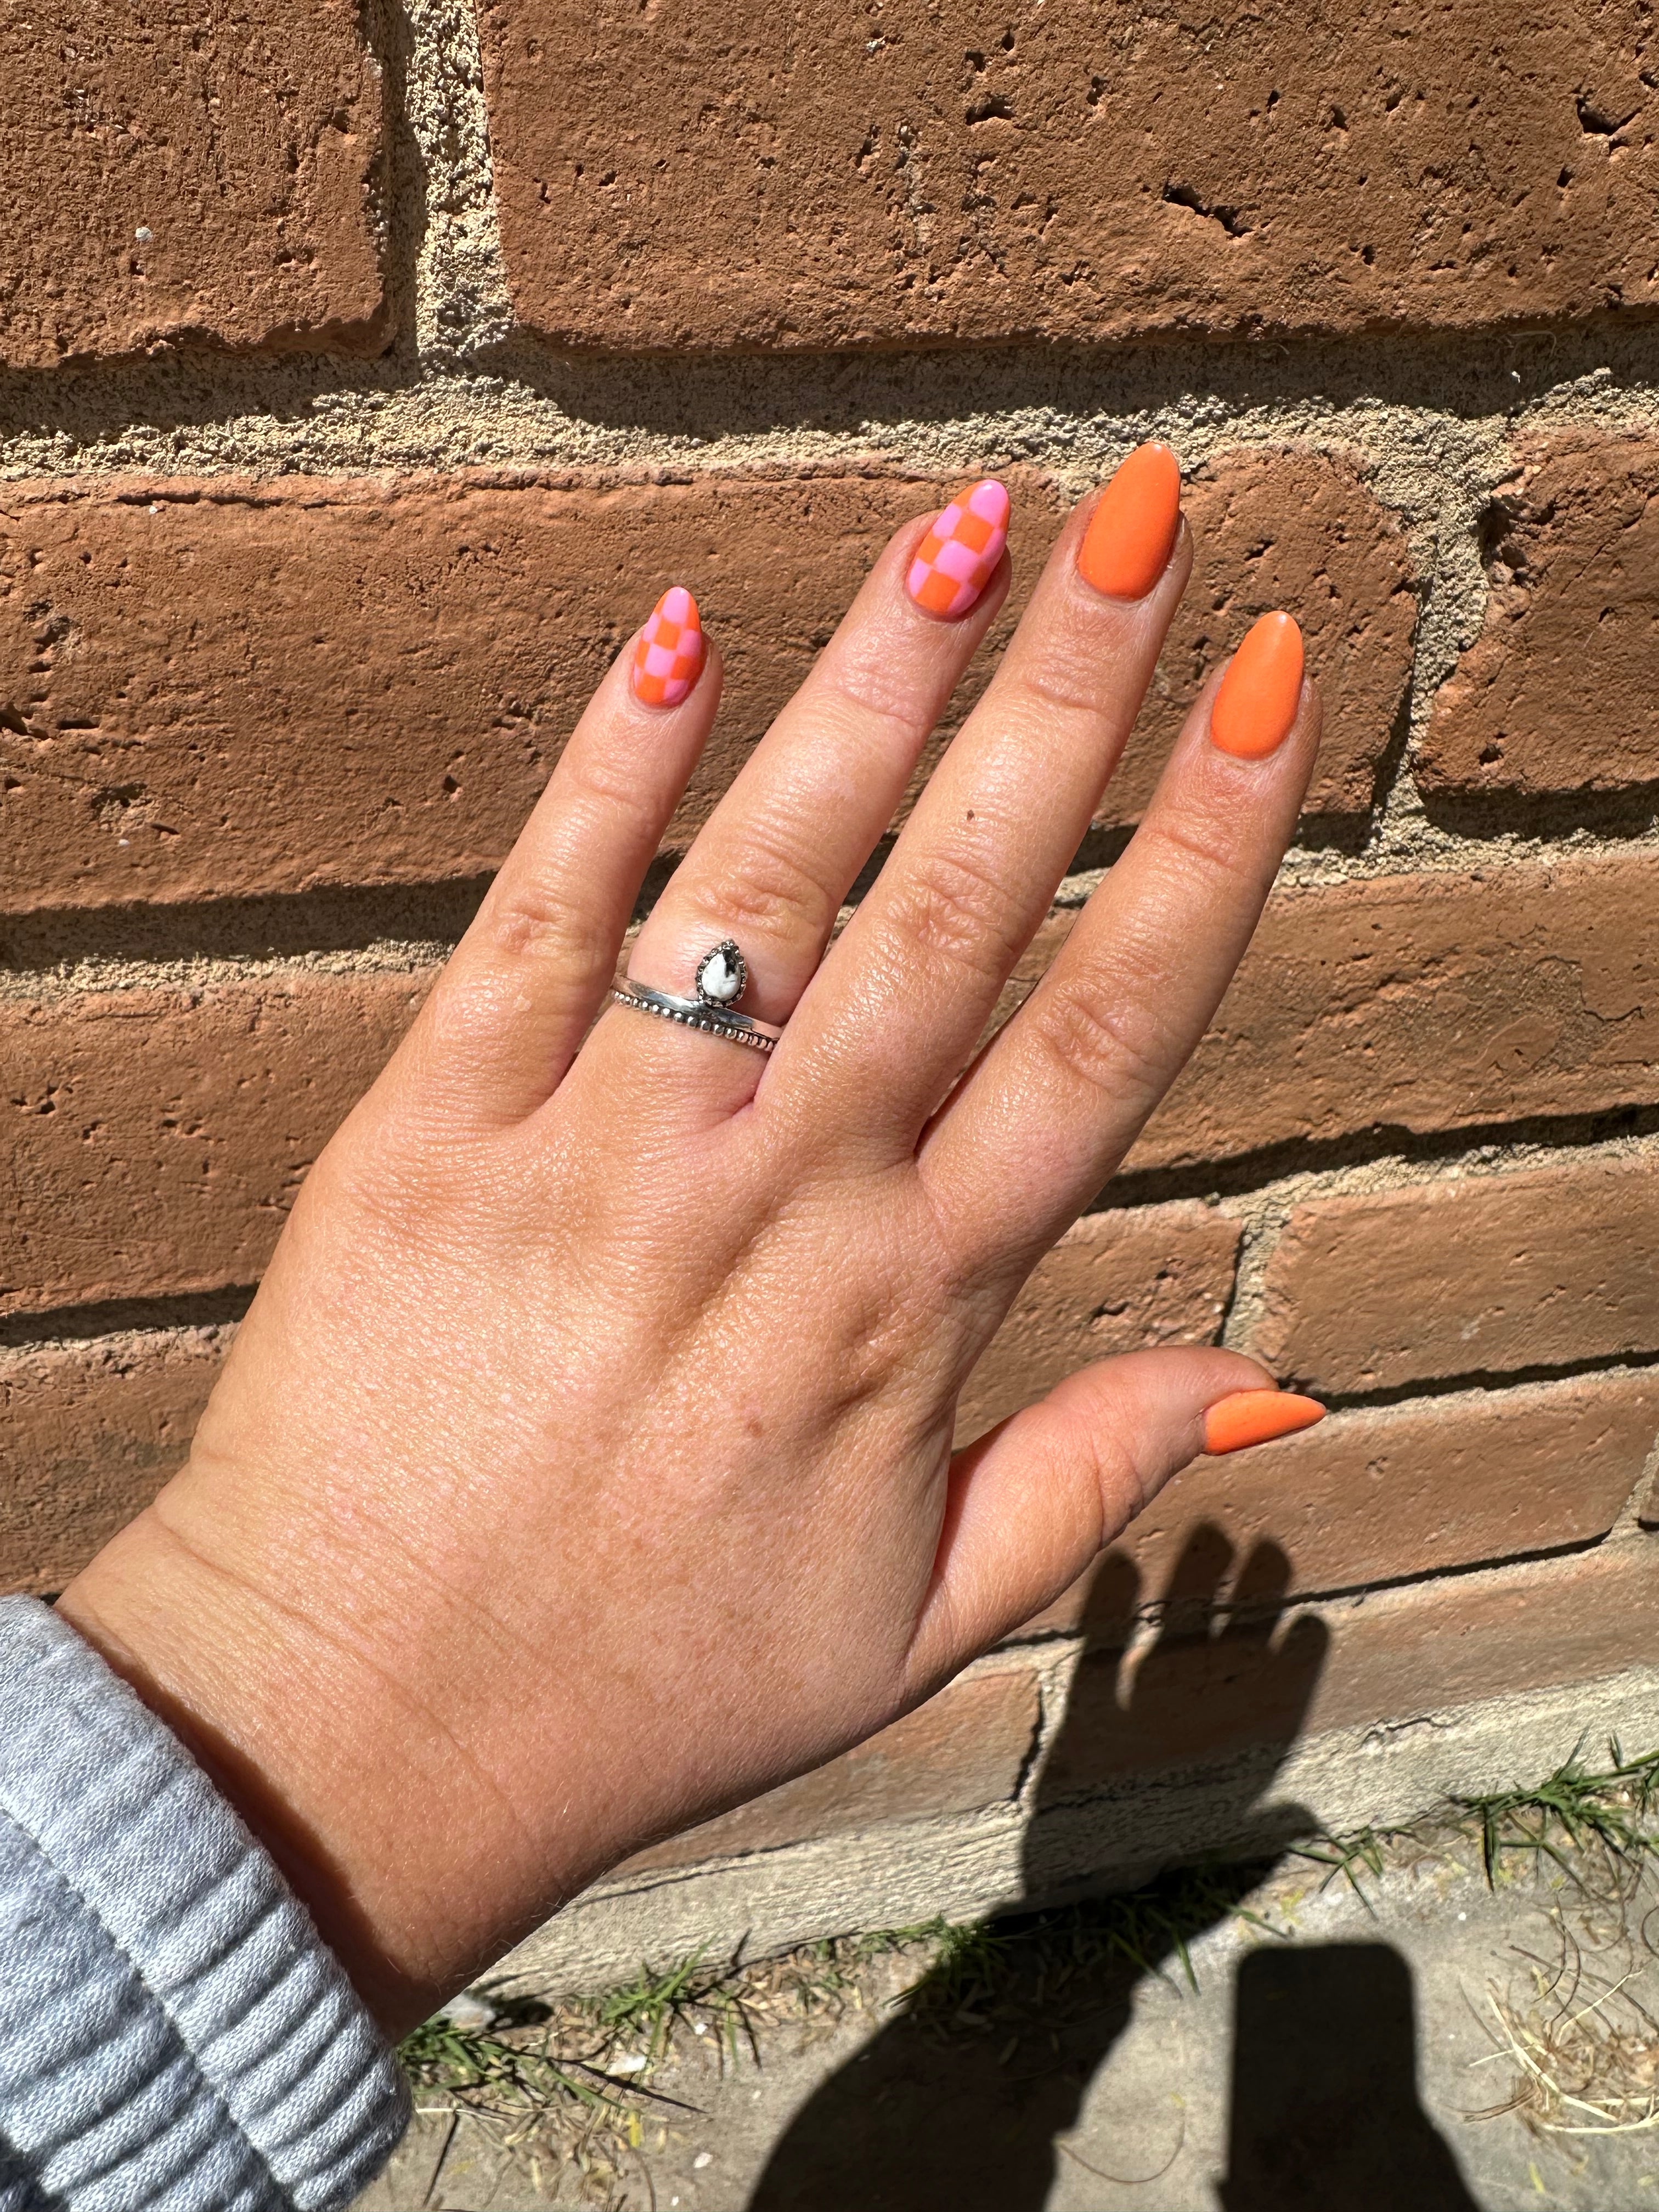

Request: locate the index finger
(922, 614), (1321, 1273)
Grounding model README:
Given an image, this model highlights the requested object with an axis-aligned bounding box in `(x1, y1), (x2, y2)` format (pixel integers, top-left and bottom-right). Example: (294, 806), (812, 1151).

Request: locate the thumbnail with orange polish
(1077, 443), (1183, 601)
(906, 479), (1011, 620)
(1210, 611), (1305, 759)
(1203, 1390), (1325, 1457)
(631, 586), (704, 708)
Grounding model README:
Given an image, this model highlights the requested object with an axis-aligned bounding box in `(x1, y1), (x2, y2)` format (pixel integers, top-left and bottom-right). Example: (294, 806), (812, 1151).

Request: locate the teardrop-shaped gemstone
(699, 949), (742, 1002)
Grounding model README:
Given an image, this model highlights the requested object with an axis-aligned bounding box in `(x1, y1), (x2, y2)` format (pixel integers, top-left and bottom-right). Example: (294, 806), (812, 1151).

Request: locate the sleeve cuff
(0, 1595), (409, 2210)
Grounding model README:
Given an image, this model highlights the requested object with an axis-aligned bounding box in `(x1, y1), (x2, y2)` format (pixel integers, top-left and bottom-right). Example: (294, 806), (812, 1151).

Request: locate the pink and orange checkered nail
(631, 586), (705, 708)
(906, 479), (1011, 620)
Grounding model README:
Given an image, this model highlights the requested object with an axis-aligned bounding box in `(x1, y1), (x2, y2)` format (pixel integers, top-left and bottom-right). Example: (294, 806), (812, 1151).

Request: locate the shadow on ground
(748, 1530), (1475, 2211)
(1220, 1943), (1477, 2210)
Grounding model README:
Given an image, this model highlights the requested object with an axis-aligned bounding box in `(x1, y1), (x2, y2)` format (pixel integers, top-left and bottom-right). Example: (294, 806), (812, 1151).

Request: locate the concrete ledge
(499, 1630), (1659, 1994)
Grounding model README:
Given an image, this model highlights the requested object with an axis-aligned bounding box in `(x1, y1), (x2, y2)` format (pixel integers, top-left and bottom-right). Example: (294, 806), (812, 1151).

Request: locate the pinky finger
(398, 591), (721, 1128)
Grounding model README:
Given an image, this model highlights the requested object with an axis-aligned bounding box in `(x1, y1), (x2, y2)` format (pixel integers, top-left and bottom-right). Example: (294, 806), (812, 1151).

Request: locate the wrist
(59, 1504), (478, 2035)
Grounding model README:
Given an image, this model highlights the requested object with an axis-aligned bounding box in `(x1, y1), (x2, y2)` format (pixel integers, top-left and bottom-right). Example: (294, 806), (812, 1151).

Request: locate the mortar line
(1297, 1350), (1659, 1416)
(995, 1521), (1658, 1661)
(0, 1293), (251, 1355)
(6, 780), (1659, 994)
(1104, 1104), (1659, 1219)
(10, 323), (1659, 475)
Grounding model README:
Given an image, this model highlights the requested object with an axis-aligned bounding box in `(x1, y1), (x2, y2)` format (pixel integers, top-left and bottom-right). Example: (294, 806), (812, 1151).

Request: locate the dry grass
(399, 1739), (1659, 2202)
(397, 1928), (947, 2204)
(1449, 1741), (1659, 2144)
(1469, 1908), (1659, 2138)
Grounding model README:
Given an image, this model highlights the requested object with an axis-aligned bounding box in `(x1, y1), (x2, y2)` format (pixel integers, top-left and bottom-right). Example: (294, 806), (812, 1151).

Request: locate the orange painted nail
(1210, 611), (1305, 759)
(1203, 1389), (1325, 1456)
(907, 479), (1011, 620)
(1077, 442), (1183, 601)
(632, 586), (704, 708)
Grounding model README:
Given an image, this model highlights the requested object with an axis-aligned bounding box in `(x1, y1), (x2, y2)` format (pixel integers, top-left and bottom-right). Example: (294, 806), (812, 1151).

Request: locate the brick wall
(4, 0), (1658, 1963)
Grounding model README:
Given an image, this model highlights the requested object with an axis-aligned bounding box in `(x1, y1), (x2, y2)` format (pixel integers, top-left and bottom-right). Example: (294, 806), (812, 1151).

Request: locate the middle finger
(790, 442), (1190, 1140)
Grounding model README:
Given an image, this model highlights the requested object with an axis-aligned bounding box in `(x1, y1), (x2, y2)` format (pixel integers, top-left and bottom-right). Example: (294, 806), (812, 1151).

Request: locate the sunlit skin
(60, 452), (1323, 2037)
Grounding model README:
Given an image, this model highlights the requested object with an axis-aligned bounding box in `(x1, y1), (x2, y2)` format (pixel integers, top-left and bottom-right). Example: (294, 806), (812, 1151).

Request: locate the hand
(59, 450), (1323, 2033)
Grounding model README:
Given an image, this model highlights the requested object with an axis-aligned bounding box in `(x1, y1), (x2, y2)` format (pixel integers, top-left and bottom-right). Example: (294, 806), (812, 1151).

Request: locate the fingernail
(1077, 443), (1183, 601)
(631, 586), (705, 708)
(1210, 611), (1305, 759)
(907, 479), (1010, 620)
(1204, 1389), (1325, 1457)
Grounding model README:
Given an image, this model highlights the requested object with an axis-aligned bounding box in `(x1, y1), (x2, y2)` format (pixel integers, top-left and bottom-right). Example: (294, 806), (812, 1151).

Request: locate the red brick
(957, 1203), (1240, 1446)
(0, 1330), (225, 1596)
(620, 1664), (1039, 1874)
(1019, 1369), (1659, 1641)
(1041, 1537), (1659, 1793)
(992, 853), (1659, 1173)
(0, 968), (432, 1317)
(15, 850), (1659, 1318)
(1126, 448), (1414, 824)
(1421, 433), (1659, 795)
(1252, 1156), (1659, 1393)
(0, 457), (1408, 913)
(1, 1), (386, 368)
(481, 0), (1659, 352)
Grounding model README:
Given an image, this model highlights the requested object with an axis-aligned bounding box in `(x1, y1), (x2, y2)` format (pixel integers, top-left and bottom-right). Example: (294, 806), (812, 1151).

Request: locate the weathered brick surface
(0, 456), (1408, 912)
(481, 0), (1659, 352)
(1421, 433), (1659, 795)
(17, 852), (1659, 1318)
(1253, 1155), (1659, 1393)
(1, 969), (432, 1317)
(1041, 1537), (1659, 1792)
(620, 1665), (1040, 1874)
(1, 0), (1656, 1960)
(957, 1204), (1239, 1446)
(0, 1330), (225, 1596)
(1, 1), (386, 369)
(990, 853), (1659, 1173)
(626, 1534), (1659, 1878)
(1133, 448), (1414, 823)
(1019, 1369), (1659, 1641)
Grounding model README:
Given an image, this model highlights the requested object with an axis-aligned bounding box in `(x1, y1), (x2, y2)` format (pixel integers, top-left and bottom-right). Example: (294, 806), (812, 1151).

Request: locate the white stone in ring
(695, 940), (746, 1005)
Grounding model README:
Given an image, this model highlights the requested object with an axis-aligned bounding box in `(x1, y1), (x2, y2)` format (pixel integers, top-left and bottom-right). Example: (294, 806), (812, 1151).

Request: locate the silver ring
(611, 939), (782, 1057)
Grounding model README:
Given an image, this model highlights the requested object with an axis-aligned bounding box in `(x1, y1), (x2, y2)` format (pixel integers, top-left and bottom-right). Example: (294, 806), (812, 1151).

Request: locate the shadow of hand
(747, 1529), (1329, 2212)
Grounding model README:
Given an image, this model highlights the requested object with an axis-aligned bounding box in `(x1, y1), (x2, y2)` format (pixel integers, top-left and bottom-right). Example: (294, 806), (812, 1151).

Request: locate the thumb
(908, 1348), (1324, 1683)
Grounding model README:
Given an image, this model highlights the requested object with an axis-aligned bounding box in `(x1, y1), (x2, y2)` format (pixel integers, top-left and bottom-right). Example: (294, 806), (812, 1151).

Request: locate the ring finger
(591, 481), (1014, 1111)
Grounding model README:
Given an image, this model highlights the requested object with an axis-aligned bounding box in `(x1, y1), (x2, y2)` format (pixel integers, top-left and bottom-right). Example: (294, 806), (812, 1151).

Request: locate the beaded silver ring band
(610, 940), (782, 1057)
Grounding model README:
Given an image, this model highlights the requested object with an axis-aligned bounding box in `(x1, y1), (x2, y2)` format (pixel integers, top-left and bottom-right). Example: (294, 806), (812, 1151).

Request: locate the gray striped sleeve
(0, 1596), (409, 2210)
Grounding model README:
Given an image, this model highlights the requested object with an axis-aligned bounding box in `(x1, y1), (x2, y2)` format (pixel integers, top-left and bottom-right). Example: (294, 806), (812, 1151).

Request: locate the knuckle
(702, 820), (832, 940)
(1137, 812), (1248, 888)
(1029, 966), (1170, 1105)
(1008, 644), (1114, 727)
(818, 653), (932, 741)
(1080, 1414), (1155, 1526)
(562, 755), (658, 835)
(484, 882), (614, 978)
(1039, 1368), (1157, 1531)
(882, 842), (1022, 981)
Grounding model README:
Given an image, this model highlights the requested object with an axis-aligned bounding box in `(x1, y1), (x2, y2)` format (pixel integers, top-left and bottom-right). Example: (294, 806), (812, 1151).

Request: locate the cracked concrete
(362, 1833), (1659, 2210)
